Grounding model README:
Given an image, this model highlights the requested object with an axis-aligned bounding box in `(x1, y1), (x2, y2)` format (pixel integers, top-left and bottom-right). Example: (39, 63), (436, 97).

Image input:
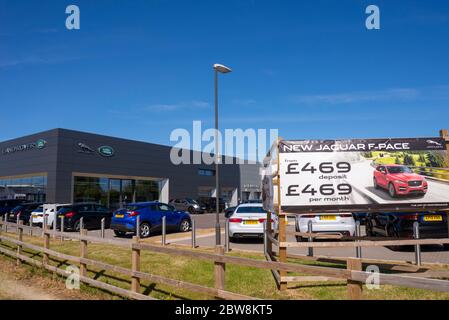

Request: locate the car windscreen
(186, 198), (199, 204)
(124, 205), (146, 211)
(387, 166), (413, 174)
(236, 206), (267, 214)
(34, 206), (43, 212)
(11, 205), (24, 213)
(58, 206), (73, 214)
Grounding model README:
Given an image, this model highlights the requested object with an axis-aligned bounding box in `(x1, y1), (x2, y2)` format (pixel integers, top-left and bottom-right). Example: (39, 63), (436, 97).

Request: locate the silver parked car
(169, 198), (205, 214)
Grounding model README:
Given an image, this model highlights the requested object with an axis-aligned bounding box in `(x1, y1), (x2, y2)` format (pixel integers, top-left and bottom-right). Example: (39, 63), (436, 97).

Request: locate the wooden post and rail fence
(3, 220), (449, 299)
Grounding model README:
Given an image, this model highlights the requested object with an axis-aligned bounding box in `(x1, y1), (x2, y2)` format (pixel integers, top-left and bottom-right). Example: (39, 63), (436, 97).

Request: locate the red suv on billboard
(373, 164), (428, 198)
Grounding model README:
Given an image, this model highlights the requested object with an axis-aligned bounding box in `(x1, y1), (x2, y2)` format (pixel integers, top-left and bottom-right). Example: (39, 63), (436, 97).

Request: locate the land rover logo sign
(36, 139), (47, 149)
(1, 139), (47, 155)
(98, 146), (114, 157)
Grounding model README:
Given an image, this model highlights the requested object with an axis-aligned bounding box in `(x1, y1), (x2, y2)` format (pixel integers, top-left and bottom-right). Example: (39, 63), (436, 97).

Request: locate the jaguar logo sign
(98, 146), (114, 157)
(77, 143), (115, 157)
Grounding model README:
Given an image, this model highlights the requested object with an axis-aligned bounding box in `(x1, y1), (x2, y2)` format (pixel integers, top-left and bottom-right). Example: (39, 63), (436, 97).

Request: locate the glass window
(158, 204), (172, 211)
(73, 176), (159, 210)
(0, 174), (47, 202)
(236, 206), (267, 214)
(77, 204), (93, 212)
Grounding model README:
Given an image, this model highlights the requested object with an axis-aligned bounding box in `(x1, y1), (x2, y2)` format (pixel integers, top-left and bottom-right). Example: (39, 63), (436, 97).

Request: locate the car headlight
(394, 180), (406, 184)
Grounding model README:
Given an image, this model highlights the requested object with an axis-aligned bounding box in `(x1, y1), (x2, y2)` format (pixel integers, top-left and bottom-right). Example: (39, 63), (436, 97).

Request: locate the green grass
(2, 231), (449, 300)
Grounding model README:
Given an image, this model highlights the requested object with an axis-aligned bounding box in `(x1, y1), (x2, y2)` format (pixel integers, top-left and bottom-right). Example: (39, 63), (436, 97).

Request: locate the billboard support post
(440, 129), (449, 237)
(277, 142), (288, 291)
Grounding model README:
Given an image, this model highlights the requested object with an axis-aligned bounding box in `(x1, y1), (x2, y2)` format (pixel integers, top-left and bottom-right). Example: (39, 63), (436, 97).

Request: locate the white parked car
(31, 204), (70, 228)
(295, 213), (355, 241)
(228, 203), (278, 241)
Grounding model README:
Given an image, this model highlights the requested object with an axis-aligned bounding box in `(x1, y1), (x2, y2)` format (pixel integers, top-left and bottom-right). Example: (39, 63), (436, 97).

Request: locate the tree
(426, 152), (448, 168)
(403, 154), (416, 166)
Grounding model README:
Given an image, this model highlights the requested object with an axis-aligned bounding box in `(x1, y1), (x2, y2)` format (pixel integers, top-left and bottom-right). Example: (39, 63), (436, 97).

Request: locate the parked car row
(0, 199), (193, 239)
(225, 206), (449, 243)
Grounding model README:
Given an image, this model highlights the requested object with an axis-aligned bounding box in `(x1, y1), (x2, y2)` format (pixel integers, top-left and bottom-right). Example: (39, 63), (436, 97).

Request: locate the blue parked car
(110, 201), (192, 238)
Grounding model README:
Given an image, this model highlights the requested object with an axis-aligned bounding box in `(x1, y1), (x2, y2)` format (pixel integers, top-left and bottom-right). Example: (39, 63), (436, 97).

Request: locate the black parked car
(55, 203), (112, 231)
(169, 198), (206, 214)
(224, 206), (236, 218)
(366, 211), (449, 239)
(197, 197), (226, 213)
(0, 199), (26, 218)
(6, 202), (43, 224)
(352, 212), (368, 225)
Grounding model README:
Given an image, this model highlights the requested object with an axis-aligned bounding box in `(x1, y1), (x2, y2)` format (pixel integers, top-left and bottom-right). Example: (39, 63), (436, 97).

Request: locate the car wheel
(188, 207), (195, 215)
(139, 222), (151, 238)
(73, 220), (81, 232)
(388, 183), (397, 198)
(229, 236), (237, 243)
(114, 230), (126, 237)
(373, 177), (379, 189)
(179, 219), (191, 232)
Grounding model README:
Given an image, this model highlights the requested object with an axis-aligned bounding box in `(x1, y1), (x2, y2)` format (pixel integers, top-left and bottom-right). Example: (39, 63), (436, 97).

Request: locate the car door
(77, 204), (94, 228)
(90, 205), (107, 229)
(376, 166), (387, 188)
(157, 203), (178, 231)
(373, 212), (389, 236)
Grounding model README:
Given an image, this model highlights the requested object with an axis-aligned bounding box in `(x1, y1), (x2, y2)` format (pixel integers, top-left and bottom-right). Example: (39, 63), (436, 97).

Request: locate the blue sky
(1, 0), (449, 155)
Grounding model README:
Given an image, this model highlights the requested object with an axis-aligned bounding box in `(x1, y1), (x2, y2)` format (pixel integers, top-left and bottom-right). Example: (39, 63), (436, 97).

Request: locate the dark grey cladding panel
(0, 129), (59, 176)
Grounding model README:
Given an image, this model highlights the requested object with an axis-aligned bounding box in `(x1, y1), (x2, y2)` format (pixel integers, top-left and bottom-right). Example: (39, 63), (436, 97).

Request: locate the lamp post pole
(213, 64), (232, 246)
(214, 68), (221, 246)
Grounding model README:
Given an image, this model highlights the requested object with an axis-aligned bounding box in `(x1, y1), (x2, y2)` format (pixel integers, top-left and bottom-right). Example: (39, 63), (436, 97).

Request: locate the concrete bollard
(355, 220), (362, 258)
(101, 218), (105, 239)
(80, 217), (84, 233)
(29, 215), (33, 236)
(413, 221), (421, 266)
(52, 214), (57, 238)
(136, 215), (140, 239)
(224, 218), (230, 253)
(263, 220), (267, 255)
(191, 218), (196, 249)
(60, 216), (65, 241)
(308, 220), (314, 257)
(162, 216), (166, 246)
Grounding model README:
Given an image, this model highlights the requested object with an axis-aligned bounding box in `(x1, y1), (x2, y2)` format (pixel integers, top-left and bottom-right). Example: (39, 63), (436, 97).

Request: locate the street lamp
(213, 63), (232, 246)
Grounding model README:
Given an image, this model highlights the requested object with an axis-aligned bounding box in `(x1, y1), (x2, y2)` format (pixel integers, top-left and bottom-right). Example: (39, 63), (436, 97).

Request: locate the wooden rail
(3, 220), (449, 299)
(0, 221), (258, 300)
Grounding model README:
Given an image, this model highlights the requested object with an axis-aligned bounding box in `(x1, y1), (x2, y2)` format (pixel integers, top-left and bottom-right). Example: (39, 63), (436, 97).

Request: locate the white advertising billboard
(279, 138), (449, 213)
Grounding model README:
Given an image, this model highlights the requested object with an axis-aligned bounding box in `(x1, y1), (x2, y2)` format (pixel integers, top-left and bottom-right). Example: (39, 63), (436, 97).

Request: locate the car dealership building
(0, 129), (261, 210)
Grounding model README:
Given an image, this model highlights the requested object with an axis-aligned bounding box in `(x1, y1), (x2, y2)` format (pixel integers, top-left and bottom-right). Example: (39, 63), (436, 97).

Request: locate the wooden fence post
(131, 236), (141, 293)
(80, 229), (88, 277)
(347, 258), (363, 300)
(43, 231), (50, 265)
(17, 221), (23, 266)
(214, 245), (226, 294)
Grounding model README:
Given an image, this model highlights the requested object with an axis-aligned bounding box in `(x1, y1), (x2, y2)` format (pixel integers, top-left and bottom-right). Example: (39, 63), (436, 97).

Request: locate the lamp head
(213, 64), (232, 74)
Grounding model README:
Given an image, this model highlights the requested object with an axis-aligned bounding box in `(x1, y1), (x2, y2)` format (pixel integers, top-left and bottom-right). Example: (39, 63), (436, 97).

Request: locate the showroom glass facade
(73, 176), (159, 210)
(0, 175), (47, 202)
